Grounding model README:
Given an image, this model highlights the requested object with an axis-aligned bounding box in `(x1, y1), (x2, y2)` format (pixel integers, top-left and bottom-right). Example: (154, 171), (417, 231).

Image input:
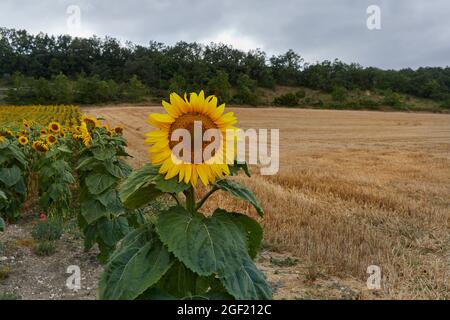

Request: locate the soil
(0, 218), (377, 300)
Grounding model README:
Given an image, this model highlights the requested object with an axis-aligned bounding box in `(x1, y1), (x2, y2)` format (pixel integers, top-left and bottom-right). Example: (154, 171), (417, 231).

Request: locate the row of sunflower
(0, 105), (81, 129)
(1, 92), (272, 300)
(0, 108), (126, 226)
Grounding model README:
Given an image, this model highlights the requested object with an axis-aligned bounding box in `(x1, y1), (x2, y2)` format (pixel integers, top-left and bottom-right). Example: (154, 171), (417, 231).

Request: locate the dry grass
(85, 105), (450, 299)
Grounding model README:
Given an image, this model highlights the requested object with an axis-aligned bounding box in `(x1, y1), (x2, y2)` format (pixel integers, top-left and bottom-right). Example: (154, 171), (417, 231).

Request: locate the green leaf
(48, 183), (65, 201)
(0, 217), (5, 232)
(230, 161), (251, 177)
(0, 166), (22, 187)
(6, 144), (27, 167)
(220, 258), (272, 300)
(85, 173), (117, 195)
(119, 164), (162, 209)
(52, 160), (71, 173)
(97, 189), (118, 207)
(154, 174), (190, 194)
(105, 160), (132, 179)
(215, 179), (264, 217)
(97, 217), (130, 247)
(80, 198), (108, 224)
(215, 209), (263, 259)
(92, 147), (116, 161)
(156, 260), (211, 298)
(99, 226), (173, 300)
(155, 206), (248, 277)
(137, 288), (176, 300)
(13, 178), (26, 195)
(57, 145), (72, 154)
(61, 171), (76, 184)
(76, 157), (97, 171)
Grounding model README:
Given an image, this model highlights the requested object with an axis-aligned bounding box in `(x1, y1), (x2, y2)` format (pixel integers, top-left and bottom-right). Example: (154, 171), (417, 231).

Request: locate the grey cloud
(0, 0), (449, 69)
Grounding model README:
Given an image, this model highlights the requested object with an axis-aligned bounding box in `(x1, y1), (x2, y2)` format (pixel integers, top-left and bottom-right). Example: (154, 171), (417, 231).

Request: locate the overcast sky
(0, 0), (449, 69)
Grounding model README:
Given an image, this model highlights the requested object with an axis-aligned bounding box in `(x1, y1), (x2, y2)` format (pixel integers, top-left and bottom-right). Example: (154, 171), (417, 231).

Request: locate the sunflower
(146, 91), (237, 187)
(32, 141), (49, 153)
(46, 134), (57, 145)
(79, 123), (92, 147)
(48, 121), (61, 133)
(0, 136), (4, 144)
(18, 136), (29, 145)
(59, 130), (66, 138)
(114, 126), (124, 135)
(81, 115), (99, 129)
(40, 128), (47, 135)
(23, 119), (31, 129)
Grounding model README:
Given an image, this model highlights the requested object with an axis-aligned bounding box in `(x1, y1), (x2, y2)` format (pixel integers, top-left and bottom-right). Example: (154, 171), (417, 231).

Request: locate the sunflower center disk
(169, 112), (219, 164)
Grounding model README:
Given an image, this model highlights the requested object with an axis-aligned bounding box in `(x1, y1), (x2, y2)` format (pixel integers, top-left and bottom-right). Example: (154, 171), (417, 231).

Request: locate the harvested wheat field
(85, 105), (450, 299)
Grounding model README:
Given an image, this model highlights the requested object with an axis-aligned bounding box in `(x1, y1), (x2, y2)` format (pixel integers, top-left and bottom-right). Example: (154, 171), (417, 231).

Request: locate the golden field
(85, 105), (450, 299)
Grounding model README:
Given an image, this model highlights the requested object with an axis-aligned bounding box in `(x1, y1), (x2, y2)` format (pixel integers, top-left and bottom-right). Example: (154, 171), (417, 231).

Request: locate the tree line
(0, 27), (449, 106)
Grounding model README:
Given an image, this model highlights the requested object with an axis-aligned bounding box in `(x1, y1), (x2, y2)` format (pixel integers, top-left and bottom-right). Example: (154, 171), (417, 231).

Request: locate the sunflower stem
(170, 193), (181, 206)
(185, 187), (196, 213)
(195, 186), (219, 212)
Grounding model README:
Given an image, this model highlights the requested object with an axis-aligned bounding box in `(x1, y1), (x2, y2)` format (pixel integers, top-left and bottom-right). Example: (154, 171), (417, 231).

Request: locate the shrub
(31, 220), (63, 241)
(273, 92), (299, 107)
(0, 266), (10, 280)
(440, 99), (450, 110)
(358, 97), (379, 108)
(331, 86), (348, 102)
(0, 292), (21, 300)
(295, 89), (306, 99)
(122, 75), (148, 102)
(383, 90), (403, 107)
(33, 241), (56, 256)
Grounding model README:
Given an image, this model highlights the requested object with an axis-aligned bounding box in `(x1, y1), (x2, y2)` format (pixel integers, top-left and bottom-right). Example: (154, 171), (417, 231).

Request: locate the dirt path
(0, 219), (374, 300)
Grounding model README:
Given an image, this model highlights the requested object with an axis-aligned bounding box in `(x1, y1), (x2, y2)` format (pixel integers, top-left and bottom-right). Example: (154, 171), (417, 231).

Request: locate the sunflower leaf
(229, 161), (251, 177)
(119, 164), (162, 209)
(155, 205), (249, 277)
(214, 179), (264, 217)
(220, 258), (272, 300)
(85, 173), (116, 195)
(98, 225), (173, 300)
(214, 209), (263, 259)
(0, 166), (22, 187)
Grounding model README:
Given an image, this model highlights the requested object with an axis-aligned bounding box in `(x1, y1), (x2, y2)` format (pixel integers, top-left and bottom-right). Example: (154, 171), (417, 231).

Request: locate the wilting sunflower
(18, 136), (29, 145)
(81, 115), (99, 129)
(32, 141), (49, 153)
(146, 91), (237, 186)
(46, 134), (57, 145)
(114, 126), (124, 135)
(48, 121), (61, 133)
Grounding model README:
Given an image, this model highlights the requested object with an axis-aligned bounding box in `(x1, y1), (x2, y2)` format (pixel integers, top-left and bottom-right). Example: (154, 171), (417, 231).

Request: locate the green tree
(168, 73), (187, 96)
(122, 75), (148, 102)
(233, 74), (260, 106)
(51, 73), (73, 104)
(206, 70), (231, 103)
